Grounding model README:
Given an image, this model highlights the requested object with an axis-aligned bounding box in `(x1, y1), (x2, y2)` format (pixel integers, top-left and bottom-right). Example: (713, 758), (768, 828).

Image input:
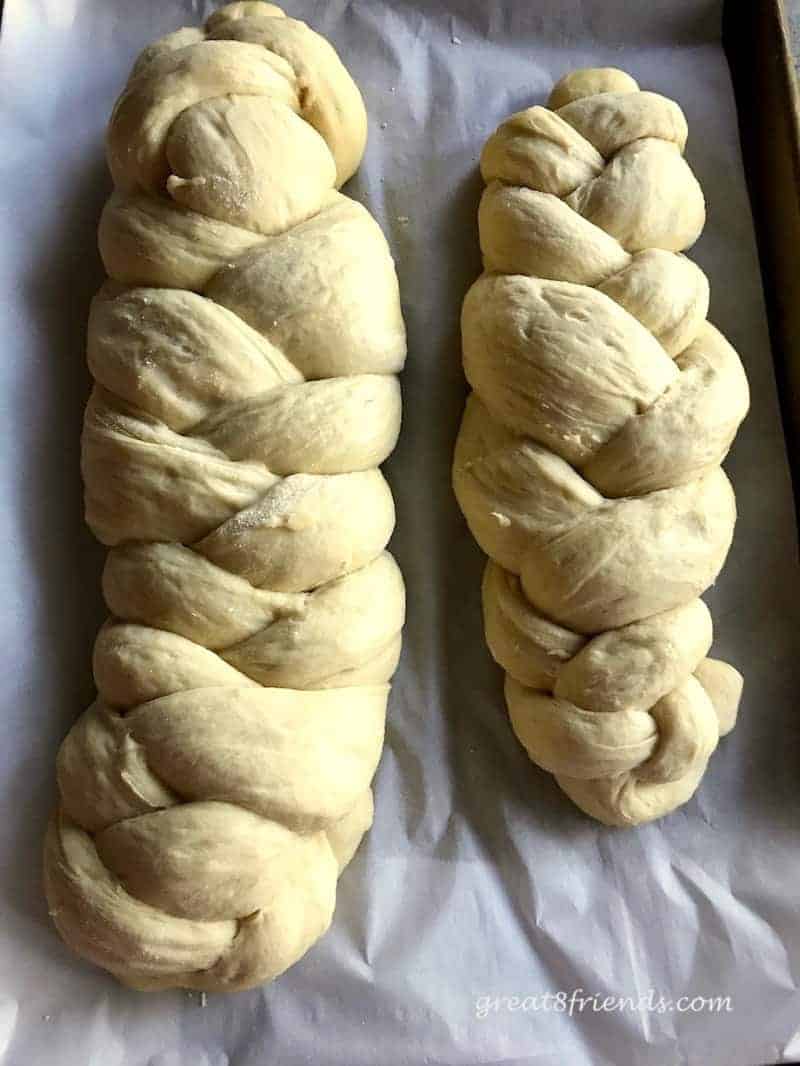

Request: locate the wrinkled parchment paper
(2, 1), (800, 1063)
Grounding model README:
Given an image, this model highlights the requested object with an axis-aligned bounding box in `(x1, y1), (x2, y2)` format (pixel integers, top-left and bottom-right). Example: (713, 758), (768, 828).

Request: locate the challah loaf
(453, 67), (748, 826)
(44, 2), (406, 991)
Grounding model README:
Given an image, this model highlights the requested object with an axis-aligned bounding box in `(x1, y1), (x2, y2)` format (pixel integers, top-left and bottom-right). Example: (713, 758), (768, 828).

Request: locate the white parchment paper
(2, 1), (800, 1063)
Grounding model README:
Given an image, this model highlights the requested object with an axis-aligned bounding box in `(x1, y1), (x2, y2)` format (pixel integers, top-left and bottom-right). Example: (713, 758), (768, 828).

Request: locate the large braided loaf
(453, 68), (749, 827)
(44, 2), (406, 991)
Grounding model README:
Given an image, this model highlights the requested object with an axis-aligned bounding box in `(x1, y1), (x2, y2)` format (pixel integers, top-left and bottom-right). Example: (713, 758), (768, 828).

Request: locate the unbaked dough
(44, 2), (406, 991)
(453, 67), (749, 826)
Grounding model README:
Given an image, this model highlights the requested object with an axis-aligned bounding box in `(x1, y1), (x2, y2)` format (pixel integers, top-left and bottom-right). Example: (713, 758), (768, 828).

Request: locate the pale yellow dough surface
(453, 67), (749, 827)
(44, 2), (406, 991)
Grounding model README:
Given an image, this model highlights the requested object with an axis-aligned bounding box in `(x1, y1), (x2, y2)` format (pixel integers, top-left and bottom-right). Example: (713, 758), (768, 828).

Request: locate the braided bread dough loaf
(44, 2), (406, 991)
(453, 68), (749, 827)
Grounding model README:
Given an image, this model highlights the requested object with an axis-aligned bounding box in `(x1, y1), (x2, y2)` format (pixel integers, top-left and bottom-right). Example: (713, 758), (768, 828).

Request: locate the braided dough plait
(453, 67), (749, 827)
(44, 3), (406, 991)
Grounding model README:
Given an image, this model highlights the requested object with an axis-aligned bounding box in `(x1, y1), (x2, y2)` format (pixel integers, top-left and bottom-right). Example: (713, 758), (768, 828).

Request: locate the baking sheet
(2, 1), (800, 1063)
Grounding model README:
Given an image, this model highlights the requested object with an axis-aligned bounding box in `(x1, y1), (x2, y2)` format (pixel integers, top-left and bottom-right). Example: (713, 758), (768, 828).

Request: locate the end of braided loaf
(453, 67), (748, 827)
(44, 3), (405, 990)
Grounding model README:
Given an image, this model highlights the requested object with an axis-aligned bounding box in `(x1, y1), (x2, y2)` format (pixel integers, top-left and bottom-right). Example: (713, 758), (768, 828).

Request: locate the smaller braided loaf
(453, 67), (749, 826)
(44, 2), (405, 991)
